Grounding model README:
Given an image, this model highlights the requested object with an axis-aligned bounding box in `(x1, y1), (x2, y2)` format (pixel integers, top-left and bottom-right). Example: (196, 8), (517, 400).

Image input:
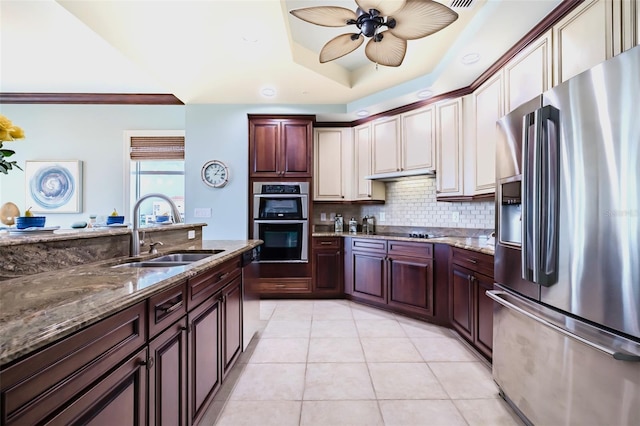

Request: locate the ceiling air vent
(449, 0), (475, 9)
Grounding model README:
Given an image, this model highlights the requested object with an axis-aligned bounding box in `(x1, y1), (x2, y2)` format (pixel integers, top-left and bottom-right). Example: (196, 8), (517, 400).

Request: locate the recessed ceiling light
(242, 35), (259, 43)
(261, 87), (276, 97)
(356, 110), (369, 117)
(461, 52), (480, 65)
(417, 89), (433, 99)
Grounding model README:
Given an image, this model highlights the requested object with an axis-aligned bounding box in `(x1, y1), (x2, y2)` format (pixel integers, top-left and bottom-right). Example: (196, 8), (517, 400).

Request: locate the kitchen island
(0, 237), (261, 425)
(0, 238), (260, 365)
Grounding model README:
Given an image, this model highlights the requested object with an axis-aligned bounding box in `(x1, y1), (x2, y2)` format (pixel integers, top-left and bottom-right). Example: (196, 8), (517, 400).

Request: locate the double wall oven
(252, 182), (309, 262)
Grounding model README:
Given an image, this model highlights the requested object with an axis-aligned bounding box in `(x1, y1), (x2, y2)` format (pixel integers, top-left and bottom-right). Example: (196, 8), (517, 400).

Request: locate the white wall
(0, 104), (185, 227)
(185, 104), (333, 240)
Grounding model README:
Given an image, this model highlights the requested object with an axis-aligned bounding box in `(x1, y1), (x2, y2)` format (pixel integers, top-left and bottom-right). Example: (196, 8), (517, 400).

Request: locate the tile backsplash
(314, 176), (495, 230)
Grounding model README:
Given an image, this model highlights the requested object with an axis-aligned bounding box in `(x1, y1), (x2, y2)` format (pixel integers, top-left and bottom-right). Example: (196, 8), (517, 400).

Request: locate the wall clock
(201, 160), (230, 188)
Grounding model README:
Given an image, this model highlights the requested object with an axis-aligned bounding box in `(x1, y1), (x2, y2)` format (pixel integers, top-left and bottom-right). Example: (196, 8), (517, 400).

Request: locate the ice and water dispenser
(499, 179), (522, 246)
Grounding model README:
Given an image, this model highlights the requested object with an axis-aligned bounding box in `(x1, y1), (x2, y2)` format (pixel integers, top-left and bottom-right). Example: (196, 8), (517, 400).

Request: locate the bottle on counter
(366, 215), (375, 234)
(334, 214), (343, 233)
(349, 217), (358, 233)
(362, 216), (368, 234)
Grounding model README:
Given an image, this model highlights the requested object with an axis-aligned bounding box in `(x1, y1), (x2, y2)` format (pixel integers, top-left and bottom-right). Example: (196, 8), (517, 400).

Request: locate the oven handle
(253, 219), (309, 225)
(253, 194), (308, 199)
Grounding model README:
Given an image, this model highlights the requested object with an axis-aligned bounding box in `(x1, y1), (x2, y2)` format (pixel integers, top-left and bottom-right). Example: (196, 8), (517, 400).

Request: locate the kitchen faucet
(131, 193), (183, 256)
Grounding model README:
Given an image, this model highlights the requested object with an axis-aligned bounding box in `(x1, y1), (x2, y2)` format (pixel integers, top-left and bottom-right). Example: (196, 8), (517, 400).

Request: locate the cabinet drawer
(451, 247), (494, 278)
(187, 257), (241, 310)
(148, 281), (187, 339)
(352, 238), (387, 253)
(0, 302), (146, 426)
(252, 278), (312, 294)
(387, 240), (433, 259)
(312, 237), (342, 249)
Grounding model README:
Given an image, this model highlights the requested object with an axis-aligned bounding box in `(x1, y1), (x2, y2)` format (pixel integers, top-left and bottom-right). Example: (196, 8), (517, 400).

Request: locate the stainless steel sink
(148, 250), (224, 263)
(112, 261), (191, 268)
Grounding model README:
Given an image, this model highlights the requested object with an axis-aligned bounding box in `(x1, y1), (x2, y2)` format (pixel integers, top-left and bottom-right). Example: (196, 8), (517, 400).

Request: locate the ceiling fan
(290, 0), (459, 67)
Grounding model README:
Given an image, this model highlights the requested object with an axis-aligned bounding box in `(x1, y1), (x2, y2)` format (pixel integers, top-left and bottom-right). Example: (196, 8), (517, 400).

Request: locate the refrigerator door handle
(487, 290), (640, 362)
(537, 105), (560, 285)
(521, 106), (560, 286)
(521, 112), (536, 281)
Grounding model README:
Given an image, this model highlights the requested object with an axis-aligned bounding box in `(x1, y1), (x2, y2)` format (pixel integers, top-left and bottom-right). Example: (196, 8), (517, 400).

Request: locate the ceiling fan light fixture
(290, 0), (458, 67)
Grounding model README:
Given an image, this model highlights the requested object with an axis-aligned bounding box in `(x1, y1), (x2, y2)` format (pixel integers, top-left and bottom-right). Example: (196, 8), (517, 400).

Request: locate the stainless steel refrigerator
(490, 45), (640, 426)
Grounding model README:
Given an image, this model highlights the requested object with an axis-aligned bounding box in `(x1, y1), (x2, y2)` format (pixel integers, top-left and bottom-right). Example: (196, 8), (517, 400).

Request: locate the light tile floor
(202, 299), (524, 426)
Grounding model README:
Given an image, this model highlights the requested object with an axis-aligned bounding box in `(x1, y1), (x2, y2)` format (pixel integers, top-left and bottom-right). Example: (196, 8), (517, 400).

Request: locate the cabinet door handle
(337, 251), (341, 255)
(320, 241), (333, 245)
(217, 272), (230, 282)
(139, 357), (155, 369)
(465, 258), (478, 264)
(157, 300), (183, 314)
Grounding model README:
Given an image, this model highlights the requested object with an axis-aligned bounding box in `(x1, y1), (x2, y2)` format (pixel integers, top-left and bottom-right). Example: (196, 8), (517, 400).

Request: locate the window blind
(130, 136), (185, 160)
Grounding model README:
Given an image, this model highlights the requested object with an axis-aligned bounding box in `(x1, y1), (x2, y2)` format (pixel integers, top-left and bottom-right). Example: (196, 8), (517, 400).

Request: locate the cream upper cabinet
(354, 124), (385, 201)
(372, 116), (401, 174)
(435, 97), (464, 198)
(614, 0), (639, 52)
(504, 30), (552, 113)
(401, 106), (436, 171)
(314, 128), (352, 201)
(470, 73), (503, 196)
(553, 0), (615, 84)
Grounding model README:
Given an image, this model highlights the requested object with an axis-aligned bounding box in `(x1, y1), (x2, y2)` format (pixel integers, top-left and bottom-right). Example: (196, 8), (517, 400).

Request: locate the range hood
(365, 168), (436, 182)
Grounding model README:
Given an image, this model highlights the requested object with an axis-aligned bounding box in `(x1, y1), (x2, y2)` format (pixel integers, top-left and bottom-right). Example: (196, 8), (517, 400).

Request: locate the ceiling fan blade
(365, 32), (407, 67)
(355, 0), (406, 16)
(320, 33), (364, 63)
(388, 0), (458, 40)
(290, 6), (357, 27)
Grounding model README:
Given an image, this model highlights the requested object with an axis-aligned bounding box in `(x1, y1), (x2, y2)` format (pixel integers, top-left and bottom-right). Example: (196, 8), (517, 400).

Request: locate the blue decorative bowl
(106, 215), (125, 225)
(155, 215), (170, 223)
(16, 216), (46, 229)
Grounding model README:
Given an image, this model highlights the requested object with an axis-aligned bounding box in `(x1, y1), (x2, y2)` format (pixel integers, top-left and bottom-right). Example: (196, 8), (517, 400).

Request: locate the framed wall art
(25, 160), (83, 213)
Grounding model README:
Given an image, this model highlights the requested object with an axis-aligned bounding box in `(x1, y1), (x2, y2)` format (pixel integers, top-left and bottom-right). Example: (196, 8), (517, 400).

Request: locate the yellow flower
(0, 114), (25, 174)
(0, 114), (25, 141)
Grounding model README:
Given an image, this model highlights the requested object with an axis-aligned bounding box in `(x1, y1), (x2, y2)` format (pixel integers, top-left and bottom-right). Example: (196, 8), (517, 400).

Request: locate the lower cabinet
(222, 276), (243, 376)
(48, 347), (148, 426)
(351, 239), (387, 304)
(148, 317), (188, 426)
(0, 255), (245, 426)
(449, 248), (495, 359)
(312, 236), (343, 297)
(346, 238), (436, 319)
(188, 293), (222, 425)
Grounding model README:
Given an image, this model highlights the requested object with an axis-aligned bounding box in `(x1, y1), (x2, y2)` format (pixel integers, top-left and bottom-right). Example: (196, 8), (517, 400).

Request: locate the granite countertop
(312, 232), (495, 255)
(0, 239), (261, 365)
(0, 222), (207, 247)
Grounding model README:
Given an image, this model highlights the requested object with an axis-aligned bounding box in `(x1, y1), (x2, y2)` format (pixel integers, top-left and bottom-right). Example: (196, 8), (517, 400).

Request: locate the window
(124, 131), (185, 225)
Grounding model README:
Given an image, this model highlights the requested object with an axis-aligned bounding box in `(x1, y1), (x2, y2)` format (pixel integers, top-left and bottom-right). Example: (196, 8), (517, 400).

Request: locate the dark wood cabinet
(449, 247), (495, 360)
(188, 292), (222, 425)
(346, 238), (436, 319)
(0, 302), (146, 426)
(222, 276), (243, 376)
(387, 241), (434, 318)
(353, 251), (386, 303)
(249, 115), (314, 178)
(450, 263), (474, 342)
(474, 271), (495, 358)
(148, 317), (188, 426)
(312, 236), (343, 296)
(46, 347), (148, 426)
